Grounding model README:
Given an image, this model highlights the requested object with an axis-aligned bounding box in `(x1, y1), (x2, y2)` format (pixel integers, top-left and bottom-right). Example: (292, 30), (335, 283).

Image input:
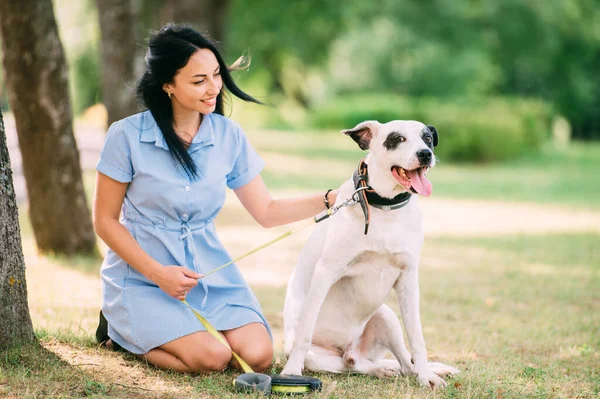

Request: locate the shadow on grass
(0, 340), (141, 398)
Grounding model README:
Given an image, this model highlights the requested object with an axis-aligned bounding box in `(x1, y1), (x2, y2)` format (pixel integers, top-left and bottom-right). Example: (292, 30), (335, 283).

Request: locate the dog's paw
(281, 362), (304, 376)
(399, 362), (416, 375)
(428, 362), (460, 377)
(343, 351), (357, 366)
(417, 369), (447, 389)
(370, 366), (399, 379)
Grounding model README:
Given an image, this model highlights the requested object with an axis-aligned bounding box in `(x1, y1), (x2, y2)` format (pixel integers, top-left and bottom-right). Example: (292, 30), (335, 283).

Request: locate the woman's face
(164, 49), (223, 115)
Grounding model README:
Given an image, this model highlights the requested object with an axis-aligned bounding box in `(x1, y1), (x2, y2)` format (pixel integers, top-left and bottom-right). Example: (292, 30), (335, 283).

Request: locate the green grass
(3, 232), (599, 398)
(1, 342), (114, 398)
(431, 143), (600, 208)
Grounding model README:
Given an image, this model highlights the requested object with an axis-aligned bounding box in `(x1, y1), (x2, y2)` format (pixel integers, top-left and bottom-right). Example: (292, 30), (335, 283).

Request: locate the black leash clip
(313, 187), (367, 224)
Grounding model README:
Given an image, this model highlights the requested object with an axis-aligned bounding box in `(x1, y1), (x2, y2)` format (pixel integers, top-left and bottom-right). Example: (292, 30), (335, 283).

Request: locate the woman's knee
(184, 344), (233, 373)
(238, 341), (273, 371)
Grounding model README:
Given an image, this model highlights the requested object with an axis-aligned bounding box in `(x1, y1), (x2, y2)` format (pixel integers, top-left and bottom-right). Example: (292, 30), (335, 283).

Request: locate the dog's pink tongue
(407, 168), (433, 197)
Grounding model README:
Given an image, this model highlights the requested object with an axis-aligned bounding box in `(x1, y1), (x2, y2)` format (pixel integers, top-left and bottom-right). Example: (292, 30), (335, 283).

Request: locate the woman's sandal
(95, 310), (125, 352)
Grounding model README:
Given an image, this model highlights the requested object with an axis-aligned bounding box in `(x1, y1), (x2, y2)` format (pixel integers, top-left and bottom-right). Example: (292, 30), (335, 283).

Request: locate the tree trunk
(161, 0), (230, 42)
(0, 0), (98, 256)
(0, 106), (36, 349)
(96, 0), (139, 126)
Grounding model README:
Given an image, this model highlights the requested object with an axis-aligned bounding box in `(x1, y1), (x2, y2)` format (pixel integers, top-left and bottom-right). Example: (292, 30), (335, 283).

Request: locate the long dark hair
(136, 24), (261, 179)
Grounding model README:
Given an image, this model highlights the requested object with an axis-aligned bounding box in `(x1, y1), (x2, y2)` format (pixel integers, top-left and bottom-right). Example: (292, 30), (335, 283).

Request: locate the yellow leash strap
(181, 299), (254, 373)
(182, 300), (318, 394)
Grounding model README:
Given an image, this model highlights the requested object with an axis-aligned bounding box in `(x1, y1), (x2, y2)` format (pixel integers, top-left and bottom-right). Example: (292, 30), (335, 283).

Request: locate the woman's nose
(207, 77), (221, 94)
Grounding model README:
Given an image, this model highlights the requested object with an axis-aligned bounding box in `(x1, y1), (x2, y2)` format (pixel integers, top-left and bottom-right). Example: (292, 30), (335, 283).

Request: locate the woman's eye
(193, 80), (204, 85)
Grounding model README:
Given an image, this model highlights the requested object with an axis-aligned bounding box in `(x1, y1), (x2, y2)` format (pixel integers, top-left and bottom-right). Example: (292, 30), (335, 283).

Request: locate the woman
(93, 24), (337, 374)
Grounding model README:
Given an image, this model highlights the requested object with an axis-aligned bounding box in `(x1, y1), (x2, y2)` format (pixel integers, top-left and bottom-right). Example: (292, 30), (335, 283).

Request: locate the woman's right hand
(153, 266), (203, 300)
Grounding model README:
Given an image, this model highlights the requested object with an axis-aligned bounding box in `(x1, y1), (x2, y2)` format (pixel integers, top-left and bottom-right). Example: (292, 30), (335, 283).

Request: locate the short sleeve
(226, 125), (265, 189)
(96, 121), (134, 183)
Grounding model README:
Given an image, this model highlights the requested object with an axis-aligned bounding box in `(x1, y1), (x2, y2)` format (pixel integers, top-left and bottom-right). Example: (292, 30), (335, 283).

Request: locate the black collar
(352, 159), (412, 235)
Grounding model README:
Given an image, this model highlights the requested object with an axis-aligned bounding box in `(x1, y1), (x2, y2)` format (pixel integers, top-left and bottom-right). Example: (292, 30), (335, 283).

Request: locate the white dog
(281, 120), (459, 388)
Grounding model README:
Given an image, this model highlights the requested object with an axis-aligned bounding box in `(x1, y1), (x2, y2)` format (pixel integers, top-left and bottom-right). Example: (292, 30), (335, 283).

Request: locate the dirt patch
(44, 339), (187, 398)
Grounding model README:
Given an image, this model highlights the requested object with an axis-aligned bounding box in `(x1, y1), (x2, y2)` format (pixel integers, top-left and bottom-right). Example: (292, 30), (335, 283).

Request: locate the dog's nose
(417, 149), (432, 165)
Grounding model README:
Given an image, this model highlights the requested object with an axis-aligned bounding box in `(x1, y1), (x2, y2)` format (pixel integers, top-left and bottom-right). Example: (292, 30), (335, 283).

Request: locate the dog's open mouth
(391, 166), (432, 197)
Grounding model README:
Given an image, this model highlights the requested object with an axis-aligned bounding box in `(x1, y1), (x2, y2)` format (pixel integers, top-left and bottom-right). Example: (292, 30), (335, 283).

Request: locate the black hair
(136, 24), (261, 179)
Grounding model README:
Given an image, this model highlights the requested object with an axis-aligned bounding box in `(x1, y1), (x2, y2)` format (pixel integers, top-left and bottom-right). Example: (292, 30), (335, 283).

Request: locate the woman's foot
(95, 310), (109, 344)
(95, 310), (125, 352)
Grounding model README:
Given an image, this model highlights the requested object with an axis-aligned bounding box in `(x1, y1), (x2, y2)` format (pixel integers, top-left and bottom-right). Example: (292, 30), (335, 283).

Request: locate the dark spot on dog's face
(383, 131), (405, 150)
(424, 125), (439, 148)
(421, 130), (434, 150)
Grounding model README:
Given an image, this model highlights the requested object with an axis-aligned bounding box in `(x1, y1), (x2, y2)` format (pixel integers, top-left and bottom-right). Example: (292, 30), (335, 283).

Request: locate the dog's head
(342, 120), (438, 197)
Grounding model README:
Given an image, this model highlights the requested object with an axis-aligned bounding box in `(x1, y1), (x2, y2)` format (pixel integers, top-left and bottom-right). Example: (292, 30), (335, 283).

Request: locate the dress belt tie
(179, 224), (209, 309)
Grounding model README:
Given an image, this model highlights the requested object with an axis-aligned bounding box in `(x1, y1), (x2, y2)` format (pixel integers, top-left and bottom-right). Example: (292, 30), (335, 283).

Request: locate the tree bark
(0, 0), (98, 256)
(161, 0), (230, 42)
(96, 0), (139, 126)
(0, 106), (36, 349)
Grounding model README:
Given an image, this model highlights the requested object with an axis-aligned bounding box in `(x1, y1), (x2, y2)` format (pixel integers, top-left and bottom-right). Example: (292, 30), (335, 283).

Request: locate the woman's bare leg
(142, 330), (233, 373)
(223, 322), (273, 372)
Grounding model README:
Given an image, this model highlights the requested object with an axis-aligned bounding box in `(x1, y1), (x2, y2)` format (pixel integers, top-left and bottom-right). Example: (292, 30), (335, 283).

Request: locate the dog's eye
(424, 137), (431, 143)
(399, 136), (406, 142)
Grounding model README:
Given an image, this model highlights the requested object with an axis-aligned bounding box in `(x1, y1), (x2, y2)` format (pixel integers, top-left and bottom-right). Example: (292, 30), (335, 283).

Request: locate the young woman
(93, 24), (337, 374)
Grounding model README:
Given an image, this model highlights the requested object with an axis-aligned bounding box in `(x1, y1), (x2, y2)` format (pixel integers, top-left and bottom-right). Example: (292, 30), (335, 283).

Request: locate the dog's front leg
(395, 269), (447, 389)
(281, 257), (348, 376)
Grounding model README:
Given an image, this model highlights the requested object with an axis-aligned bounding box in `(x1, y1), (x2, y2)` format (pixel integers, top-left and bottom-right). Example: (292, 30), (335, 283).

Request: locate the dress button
(182, 213), (189, 221)
(185, 186), (190, 192)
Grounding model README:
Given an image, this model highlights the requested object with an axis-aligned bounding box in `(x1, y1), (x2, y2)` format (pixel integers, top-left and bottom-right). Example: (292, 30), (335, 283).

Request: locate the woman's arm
(93, 172), (201, 299)
(234, 175), (338, 228)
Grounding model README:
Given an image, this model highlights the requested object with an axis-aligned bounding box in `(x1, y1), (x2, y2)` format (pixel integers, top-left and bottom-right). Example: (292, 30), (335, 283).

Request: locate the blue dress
(96, 110), (271, 354)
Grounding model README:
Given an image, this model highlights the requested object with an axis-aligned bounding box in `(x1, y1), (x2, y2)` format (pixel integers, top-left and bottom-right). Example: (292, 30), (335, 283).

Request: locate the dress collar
(139, 110), (215, 152)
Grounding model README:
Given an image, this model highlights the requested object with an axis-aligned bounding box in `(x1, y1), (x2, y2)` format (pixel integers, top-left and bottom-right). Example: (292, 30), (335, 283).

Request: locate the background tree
(159, 0), (230, 42)
(0, 0), (97, 256)
(0, 105), (35, 349)
(96, 0), (139, 126)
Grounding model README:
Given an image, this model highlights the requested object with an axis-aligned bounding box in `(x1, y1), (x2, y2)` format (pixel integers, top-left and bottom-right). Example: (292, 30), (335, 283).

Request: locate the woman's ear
(162, 82), (173, 96)
(341, 121), (379, 150)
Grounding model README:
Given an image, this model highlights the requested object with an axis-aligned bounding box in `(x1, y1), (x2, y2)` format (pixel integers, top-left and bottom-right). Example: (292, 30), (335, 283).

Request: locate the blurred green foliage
(228, 0), (599, 140)
(309, 94), (551, 162)
(71, 44), (102, 115)
(46, 0), (598, 146)
(54, 0), (101, 115)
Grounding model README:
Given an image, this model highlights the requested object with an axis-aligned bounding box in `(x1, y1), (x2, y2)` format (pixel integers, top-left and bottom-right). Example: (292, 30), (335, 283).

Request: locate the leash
(198, 192), (363, 279)
(180, 191), (363, 394)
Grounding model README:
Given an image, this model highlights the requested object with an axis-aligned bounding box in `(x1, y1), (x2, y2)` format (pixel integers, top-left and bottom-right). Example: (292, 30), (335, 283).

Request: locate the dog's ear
(341, 121), (378, 150)
(427, 125), (439, 147)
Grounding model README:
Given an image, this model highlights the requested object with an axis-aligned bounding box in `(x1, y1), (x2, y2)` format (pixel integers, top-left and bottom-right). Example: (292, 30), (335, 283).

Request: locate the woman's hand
(153, 266), (203, 300)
